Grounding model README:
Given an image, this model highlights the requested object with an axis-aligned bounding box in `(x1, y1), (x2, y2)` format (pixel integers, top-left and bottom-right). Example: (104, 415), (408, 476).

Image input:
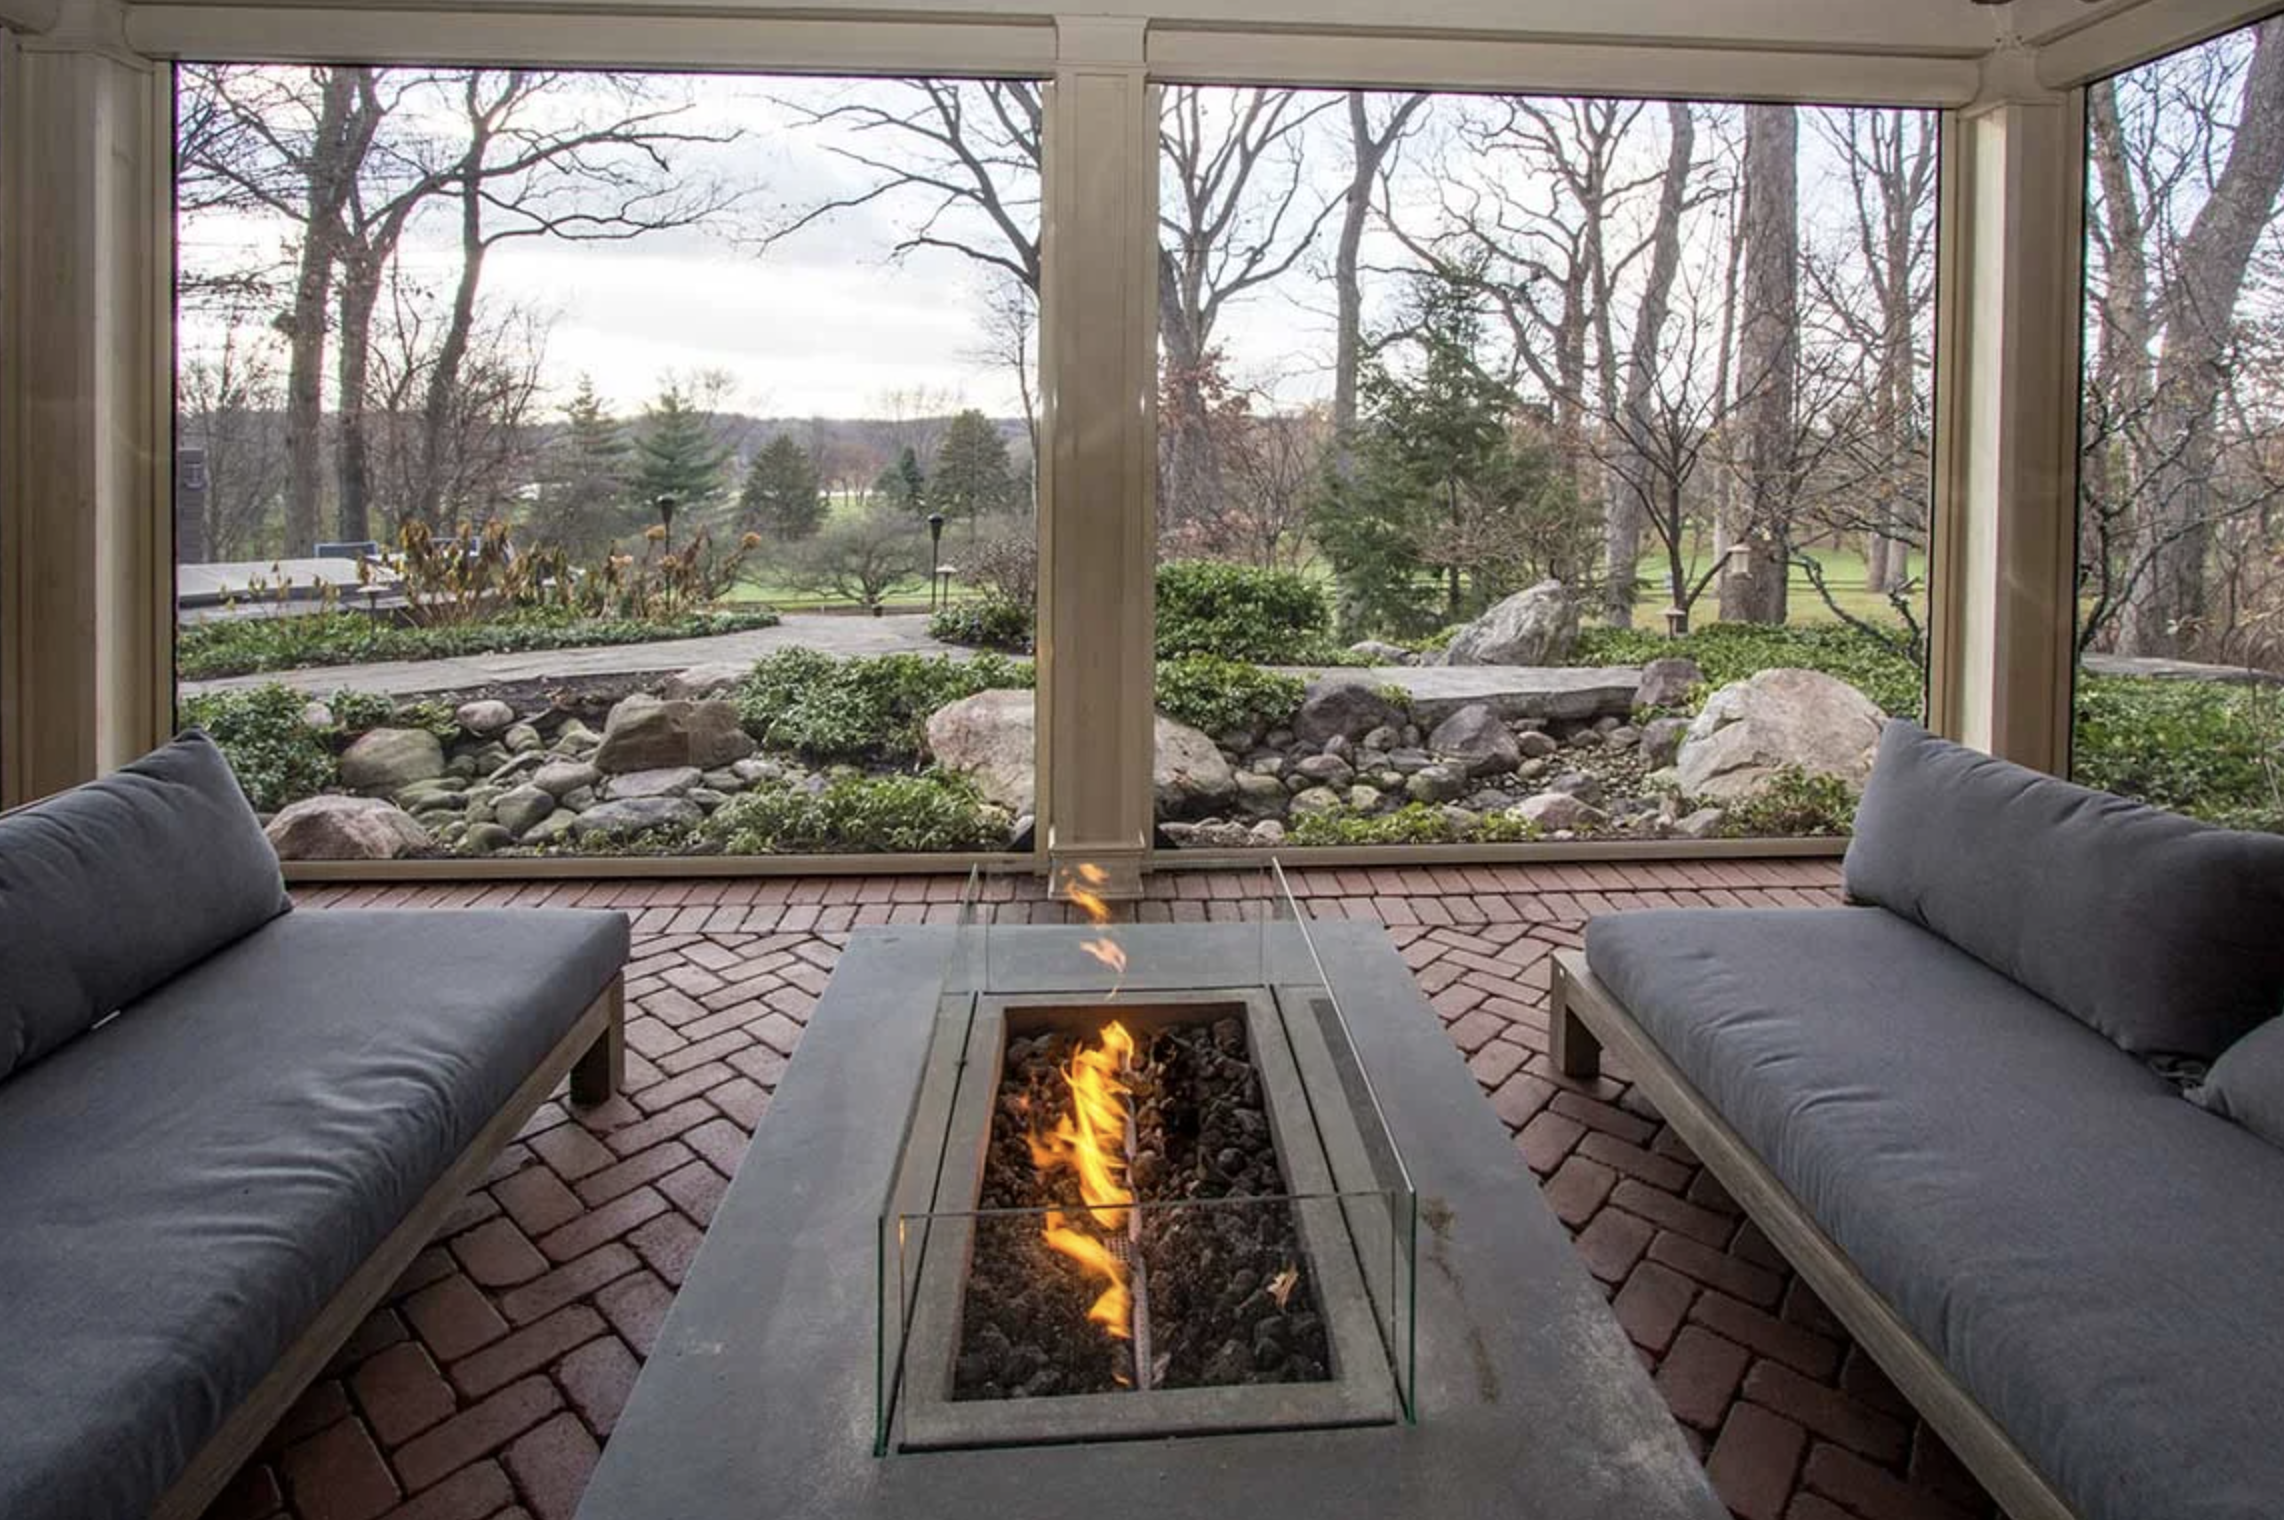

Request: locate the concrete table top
(576, 922), (1723, 1520)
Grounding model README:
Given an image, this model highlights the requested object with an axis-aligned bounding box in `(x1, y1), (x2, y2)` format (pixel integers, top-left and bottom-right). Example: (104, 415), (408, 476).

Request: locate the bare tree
(180, 65), (386, 553)
(1332, 92), (1429, 458)
(1158, 87), (1341, 533)
(1720, 103), (1799, 624)
(763, 80), (1043, 291)
(179, 327), (289, 561)
(2098, 19), (2284, 656)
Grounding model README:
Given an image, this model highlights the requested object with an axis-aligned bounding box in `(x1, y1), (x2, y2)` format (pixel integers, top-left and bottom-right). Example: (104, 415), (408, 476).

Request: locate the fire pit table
(578, 867), (1723, 1520)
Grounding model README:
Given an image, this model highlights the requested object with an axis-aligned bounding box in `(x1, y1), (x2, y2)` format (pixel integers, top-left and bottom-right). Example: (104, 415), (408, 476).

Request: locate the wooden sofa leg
(1551, 969), (1602, 1080)
(571, 975), (626, 1107)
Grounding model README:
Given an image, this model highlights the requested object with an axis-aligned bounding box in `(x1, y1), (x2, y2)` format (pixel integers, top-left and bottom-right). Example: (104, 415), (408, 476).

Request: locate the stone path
(186, 610), (1652, 732)
(2081, 651), (2284, 686)
(206, 860), (1998, 1520)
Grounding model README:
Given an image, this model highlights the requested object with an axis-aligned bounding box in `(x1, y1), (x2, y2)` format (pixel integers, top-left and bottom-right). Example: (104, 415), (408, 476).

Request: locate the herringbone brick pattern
(201, 860), (1997, 1520)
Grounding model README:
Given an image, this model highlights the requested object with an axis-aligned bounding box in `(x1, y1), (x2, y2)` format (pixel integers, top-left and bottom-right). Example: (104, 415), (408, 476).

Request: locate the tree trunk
(1604, 102), (1694, 627)
(333, 249), (381, 544)
(411, 144), (492, 531)
(1156, 248), (1222, 536)
(1722, 103), (1798, 625)
(282, 68), (366, 556)
(2110, 28), (2284, 656)
(1332, 93), (1425, 474)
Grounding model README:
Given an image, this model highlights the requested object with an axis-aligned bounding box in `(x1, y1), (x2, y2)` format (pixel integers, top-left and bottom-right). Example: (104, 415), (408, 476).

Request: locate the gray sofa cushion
(1845, 720), (2284, 1059)
(2194, 1016), (2284, 1149)
(0, 906), (628, 1520)
(0, 731), (290, 1079)
(1586, 906), (2284, 1520)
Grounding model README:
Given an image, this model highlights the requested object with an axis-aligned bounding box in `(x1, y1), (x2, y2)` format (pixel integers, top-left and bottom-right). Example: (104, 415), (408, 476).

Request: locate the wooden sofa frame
(149, 974), (627, 1520)
(1550, 951), (2078, 1520)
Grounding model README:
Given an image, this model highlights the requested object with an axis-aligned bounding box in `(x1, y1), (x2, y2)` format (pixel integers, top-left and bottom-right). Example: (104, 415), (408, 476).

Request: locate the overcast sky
(177, 72), (1915, 425)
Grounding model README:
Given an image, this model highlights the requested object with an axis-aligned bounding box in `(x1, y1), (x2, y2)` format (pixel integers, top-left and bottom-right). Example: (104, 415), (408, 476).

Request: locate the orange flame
(1067, 862), (1130, 991)
(1028, 1018), (1137, 1342)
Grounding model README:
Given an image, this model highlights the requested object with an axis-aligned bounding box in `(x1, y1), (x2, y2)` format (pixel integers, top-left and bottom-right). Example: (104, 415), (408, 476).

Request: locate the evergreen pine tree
(738, 433), (827, 540)
(928, 410), (1013, 522)
(632, 382), (735, 529)
(873, 446), (929, 514)
(526, 376), (631, 561)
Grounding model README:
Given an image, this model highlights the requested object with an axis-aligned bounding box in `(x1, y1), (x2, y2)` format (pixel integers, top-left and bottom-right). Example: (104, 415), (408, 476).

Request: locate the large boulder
(264, 795), (433, 860)
(1675, 668), (1886, 803)
(594, 695), (755, 774)
(1442, 580), (1578, 666)
(1153, 717), (1236, 820)
(340, 727), (445, 792)
(1427, 703), (1522, 777)
(924, 689), (1036, 811)
(1292, 680), (1407, 748)
(923, 690), (1234, 817)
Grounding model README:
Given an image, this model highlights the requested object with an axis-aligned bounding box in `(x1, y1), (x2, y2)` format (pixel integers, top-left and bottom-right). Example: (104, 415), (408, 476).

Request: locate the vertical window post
(1927, 45), (2082, 772)
(1037, 17), (1157, 896)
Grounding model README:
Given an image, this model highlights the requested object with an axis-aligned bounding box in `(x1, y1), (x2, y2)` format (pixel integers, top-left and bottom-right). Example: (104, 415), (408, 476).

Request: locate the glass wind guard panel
(876, 861), (1416, 1455)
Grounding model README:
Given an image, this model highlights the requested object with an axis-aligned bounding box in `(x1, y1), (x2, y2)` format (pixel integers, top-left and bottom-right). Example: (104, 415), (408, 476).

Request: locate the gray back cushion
(1845, 720), (2284, 1060)
(2194, 1016), (2284, 1148)
(0, 731), (290, 1077)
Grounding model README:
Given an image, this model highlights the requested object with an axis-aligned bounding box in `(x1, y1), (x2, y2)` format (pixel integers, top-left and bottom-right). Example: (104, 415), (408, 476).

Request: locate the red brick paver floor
(204, 860), (1997, 1520)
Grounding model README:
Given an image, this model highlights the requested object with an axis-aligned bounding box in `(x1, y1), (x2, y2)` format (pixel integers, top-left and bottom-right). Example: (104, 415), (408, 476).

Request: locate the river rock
(462, 822), (515, 854)
(264, 795), (433, 860)
(494, 785), (556, 836)
(1405, 763), (1467, 804)
(1427, 703), (1522, 777)
(1234, 771), (1290, 818)
(1293, 752), (1355, 787)
(1509, 791), (1607, 831)
(605, 766), (703, 801)
(1675, 668), (1886, 802)
(1674, 806), (1727, 840)
(555, 719), (601, 754)
(523, 810), (579, 846)
(1288, 786), (1344, 816)
(1293, 680), (1407, 747)
(1442, 580), (1578, 666)
(340, 727), (444, 792)
(595, 695), (755, 773)
(532, 759), (600, 797)
(660, 662), (750, 701)
(455, 699), (516, 738)
(572, 797), (703, 841)
(1634, 657), (1704, 710)
(1515, 729), (1559, 760)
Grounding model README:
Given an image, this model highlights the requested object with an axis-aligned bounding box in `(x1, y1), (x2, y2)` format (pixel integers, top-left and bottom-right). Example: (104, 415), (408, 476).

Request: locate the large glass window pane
(174, 67), (1039, 860)
(2075, 20), (2284, 831)
(1148, 88), (1936, 851)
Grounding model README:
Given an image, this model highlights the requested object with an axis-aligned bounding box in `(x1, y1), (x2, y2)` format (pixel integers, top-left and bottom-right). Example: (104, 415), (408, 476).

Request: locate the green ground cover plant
(734, 648), (1032, 763)
(1573, 622), (1924, 718)
(698, 771), (1004, 853)
(2073, 674), (2284, 833)
(179, 607), (780, 679)
(1154, 655), (1305, 736)
(1287, 802), (1545, 847)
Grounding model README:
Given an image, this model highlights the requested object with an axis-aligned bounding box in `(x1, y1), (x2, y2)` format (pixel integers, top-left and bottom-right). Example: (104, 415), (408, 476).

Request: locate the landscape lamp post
(656, 493), (679, 554)
(928, 512), (947, 611)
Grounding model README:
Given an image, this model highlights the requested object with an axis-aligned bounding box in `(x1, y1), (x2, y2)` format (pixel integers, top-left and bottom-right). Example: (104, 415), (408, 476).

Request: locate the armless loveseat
(0, 733), (630, 1520)
(1552, 722), (2284, 1520)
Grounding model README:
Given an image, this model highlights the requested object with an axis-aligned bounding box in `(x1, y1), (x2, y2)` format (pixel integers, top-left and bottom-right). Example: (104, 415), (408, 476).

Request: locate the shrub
(2073, 674), (2284, 832)
(930, 595), (1034, 652)
(1572, 622), (1924, 718)
(176, 607), (780, 680)
(180, 683), (337, 812)
(1154, 655), (1305, 737)
(1287, 802), (1544, 847)
(1155, 560), (1333, 662)
(963, 515), (1039, 607)
(1717, 768), (1859, 838)
(734, 648), (1033, 763)
(698, 772), (1006, 853)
